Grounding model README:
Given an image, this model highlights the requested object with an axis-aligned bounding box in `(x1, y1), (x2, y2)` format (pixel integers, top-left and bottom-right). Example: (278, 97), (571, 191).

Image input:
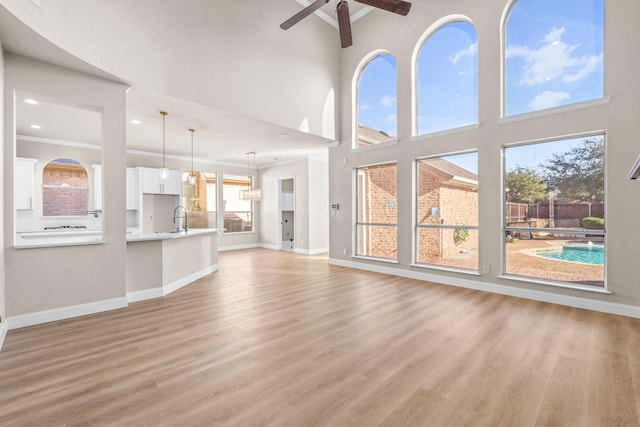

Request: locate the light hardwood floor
(1, 248), (639, 426)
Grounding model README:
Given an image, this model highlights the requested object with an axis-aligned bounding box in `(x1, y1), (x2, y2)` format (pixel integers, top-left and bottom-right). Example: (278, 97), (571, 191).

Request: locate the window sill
(499, 97), (611, 125)
(222, 231), (255, 235)
(411, 263), (480, 276)
(498, 274), (611, 294)
(411, 123), (480, 142)
(352, 255), (399, 264)
(352, 139), (399, 153)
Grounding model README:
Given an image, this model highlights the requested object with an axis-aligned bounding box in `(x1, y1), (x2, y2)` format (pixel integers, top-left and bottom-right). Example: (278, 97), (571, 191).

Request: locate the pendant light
(187, 128), (197, 185)
(159, 111), (169, 180)
(239, 151), (262, 201)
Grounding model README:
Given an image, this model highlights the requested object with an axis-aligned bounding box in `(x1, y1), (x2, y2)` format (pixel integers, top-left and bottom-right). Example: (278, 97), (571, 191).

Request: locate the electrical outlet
(342, 248), (347, 255)
(482, 265), (491, 274)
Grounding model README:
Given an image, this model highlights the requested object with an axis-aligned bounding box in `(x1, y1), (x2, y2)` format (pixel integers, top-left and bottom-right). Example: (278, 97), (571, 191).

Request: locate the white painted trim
(126, 287), (164, 303)
(328, 258), (640, 319)
(17, 135), (100, 150)
(260, 243), (280, 250)
(498, 97), (611, 124)
(410, 123), (480, 142)
(0, 322), (8, 351)
(6, 297), (129, 330)
(295, 247), (329, 255)
(218, 243), (261, 252)
(163, 264), (218, 296)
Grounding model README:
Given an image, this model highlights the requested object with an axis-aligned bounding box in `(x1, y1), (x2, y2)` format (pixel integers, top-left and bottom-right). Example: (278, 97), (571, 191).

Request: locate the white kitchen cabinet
(282, 191), (294, 211)
(126, 168), (140, 210)
(15, 157), (37, 210)
(92, 164), (103, 210)
(139, 167), (182, 195)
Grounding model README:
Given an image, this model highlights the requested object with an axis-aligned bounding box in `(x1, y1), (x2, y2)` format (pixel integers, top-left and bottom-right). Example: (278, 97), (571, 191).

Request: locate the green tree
(505, 166), (547, 203)
(542, 137), (604, 202)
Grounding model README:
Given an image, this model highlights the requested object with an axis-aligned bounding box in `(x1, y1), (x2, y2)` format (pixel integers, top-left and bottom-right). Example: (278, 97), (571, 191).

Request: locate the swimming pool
(535, 243), (604, 265)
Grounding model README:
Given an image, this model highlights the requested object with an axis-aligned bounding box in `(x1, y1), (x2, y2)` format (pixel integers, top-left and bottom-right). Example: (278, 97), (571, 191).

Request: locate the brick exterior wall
(358, 164), (397, 259)
(42, 161), (88, 216)
(415, 163), (478, 262)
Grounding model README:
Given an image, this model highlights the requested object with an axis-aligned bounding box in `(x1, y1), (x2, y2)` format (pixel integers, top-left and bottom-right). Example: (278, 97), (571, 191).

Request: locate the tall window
(182, 171), (217, 229)
(356, 163), (397, 260)
(223, 174), (253, 233)
(416, 21), (478, 135)
(415, 152), (478, 271)
(504, 135), (605, 287)
(42, 158), (88, 216)
(356, 53), (397, 149)
(504, 0), (604, 116)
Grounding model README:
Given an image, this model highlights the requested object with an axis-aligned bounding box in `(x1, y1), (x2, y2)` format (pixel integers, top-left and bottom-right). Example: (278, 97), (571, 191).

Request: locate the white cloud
(360, 103), (372, 110)
(506, 27), (602, 86)
(528, 91), (570, 110)
(386, 114), (397, 123)
(380, 96), (397, 107)
(449, 42), (478, 64)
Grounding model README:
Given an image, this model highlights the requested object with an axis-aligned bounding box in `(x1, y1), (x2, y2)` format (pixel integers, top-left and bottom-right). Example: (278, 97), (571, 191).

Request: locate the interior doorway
(279, 178), (295, 251)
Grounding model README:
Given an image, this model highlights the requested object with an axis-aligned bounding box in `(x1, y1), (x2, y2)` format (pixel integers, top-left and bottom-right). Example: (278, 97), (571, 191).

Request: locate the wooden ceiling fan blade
(354, 0), (412, 16)
(280, 0), (330, 30)
(337, 1), (353, 48)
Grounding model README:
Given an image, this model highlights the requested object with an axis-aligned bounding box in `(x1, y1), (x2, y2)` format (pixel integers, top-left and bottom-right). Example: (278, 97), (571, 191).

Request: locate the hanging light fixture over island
(239, 151), (262, 201)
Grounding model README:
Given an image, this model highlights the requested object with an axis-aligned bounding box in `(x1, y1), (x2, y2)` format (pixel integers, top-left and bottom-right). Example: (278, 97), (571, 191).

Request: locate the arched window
(415, 21), (478, 135)
(503, 0), (604, 116)
(355, 53), (397, 149)
(42, 158), (89, 216)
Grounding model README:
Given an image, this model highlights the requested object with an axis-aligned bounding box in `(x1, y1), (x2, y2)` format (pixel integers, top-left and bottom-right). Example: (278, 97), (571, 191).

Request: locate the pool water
(536, 244), (604, 265)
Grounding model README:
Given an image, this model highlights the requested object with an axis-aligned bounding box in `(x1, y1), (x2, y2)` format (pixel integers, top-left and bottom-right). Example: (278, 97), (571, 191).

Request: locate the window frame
(500, 0), (605, 118)
(352, 50), (399, 151)
(500, 132), (607, 291)
(413, 151), (480, 273)
(354, 162), (399, 262)
(222, 174), (255, 234)
(412, 17), (479, 137)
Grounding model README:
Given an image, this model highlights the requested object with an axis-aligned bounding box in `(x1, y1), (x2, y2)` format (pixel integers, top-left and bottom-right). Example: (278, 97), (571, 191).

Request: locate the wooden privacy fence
(506, 202), (604, 223)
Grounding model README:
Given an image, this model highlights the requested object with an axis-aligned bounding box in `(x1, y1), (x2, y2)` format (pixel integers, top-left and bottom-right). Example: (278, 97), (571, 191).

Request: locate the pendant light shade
(239, 151), (262, 201)
(159, 111), (169, 180)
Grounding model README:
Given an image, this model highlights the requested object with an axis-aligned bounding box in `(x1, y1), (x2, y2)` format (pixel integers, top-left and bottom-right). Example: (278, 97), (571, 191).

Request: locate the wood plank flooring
(1, 248), (639, 426)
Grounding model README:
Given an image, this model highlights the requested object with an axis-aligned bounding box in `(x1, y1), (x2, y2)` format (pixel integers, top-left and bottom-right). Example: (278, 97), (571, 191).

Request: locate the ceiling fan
(280, 0), (412, 48)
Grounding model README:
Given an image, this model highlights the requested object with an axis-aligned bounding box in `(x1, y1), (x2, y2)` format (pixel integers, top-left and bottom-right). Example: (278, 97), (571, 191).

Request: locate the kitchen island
(126, 228), (218, 302)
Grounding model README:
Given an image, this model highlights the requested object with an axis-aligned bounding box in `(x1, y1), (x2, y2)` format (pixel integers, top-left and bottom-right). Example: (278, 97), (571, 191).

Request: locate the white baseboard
(6, 297), (129, 330)
(0, 321), (7, 351)
(163, 264), (218, 296)
(126, 287), (164, 303)
(218, 243), (261, 252)
(329, 258), (640, 319)
(259, 243), (279, 250)
(128, 264), (219, 303)
(295, 247), (329, 255)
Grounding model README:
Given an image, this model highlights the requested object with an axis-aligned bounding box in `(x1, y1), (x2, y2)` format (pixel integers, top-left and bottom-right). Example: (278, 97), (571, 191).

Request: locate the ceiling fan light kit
(280, 0), (412, 48)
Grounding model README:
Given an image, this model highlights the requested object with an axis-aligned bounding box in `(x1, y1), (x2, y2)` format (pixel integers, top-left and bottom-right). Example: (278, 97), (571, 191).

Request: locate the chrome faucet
(173, 205), (188, 232)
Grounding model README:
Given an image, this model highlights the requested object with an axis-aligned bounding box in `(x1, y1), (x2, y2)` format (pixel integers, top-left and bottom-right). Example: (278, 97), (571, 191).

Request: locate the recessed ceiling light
(24, 99), (39, 105)
(281, 133), (288, 137)
(30, 124), (41, 129)
(130, 119), (141, 125)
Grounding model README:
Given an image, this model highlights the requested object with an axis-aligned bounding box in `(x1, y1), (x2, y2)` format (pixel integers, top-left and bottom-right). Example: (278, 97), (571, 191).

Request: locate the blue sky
(505, 0), (603, 116)
(358, 0), (603, 135)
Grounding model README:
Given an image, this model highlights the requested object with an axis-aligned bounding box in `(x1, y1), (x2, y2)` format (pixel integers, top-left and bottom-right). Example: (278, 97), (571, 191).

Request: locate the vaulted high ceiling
(0, 0), (361, 166)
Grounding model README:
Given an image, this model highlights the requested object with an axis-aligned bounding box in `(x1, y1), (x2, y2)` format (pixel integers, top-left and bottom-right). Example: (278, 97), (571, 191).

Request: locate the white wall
(259, 158), (329, 254)
(3, 54), (128, 317)
(308, 158), (329, 253)
(0, 0), (340, 139)
(0, 40), (5, 336)
(260, 159), (309, 250)
(330, 0), (640, 310)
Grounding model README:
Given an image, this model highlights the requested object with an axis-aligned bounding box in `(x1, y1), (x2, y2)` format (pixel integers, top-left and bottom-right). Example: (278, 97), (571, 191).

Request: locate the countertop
(126, 228), (218, 243)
